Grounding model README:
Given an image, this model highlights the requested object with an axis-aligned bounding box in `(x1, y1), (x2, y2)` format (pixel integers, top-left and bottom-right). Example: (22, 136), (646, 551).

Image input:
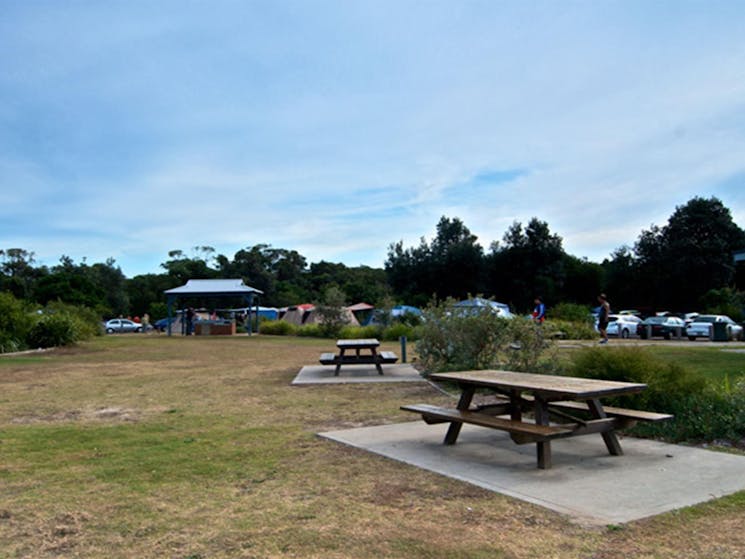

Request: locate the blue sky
(1, 1), (744, 277)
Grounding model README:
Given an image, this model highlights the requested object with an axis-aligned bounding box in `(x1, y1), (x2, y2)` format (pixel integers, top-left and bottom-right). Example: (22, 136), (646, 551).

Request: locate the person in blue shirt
(532, 296), (546, 323)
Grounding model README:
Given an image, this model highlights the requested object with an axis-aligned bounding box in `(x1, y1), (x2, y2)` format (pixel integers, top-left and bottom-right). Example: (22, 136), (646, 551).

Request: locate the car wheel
(621, 328), (629, 339)
(136, 327), (143, 333)
(664, 331), (672, 340)
(687, 335), (696, 341)
(106, 328), (115, 334)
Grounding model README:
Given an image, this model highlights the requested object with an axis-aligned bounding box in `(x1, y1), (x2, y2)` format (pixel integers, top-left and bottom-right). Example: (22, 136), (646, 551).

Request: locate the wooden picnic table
(402, 369), (672, 469)
(319, 338), (398, 376)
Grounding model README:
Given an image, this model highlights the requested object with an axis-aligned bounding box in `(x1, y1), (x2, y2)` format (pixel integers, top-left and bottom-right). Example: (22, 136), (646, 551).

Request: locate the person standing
(532, 296), (546, 323)
(597, 293), (611, 344)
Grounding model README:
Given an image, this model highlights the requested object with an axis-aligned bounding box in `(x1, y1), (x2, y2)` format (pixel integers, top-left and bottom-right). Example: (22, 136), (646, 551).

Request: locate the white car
(606, 314), (642, 338)
(104, 318), (142, 334)
(686, 315), (743, 341)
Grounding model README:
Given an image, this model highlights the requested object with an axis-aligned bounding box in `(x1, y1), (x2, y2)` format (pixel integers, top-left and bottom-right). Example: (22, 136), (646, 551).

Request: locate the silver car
(104, 319), (143, 334)
(686, 315), (743, 341)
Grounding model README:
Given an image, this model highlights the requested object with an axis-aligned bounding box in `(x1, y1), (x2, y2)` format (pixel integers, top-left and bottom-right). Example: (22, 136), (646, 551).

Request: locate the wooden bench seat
(319, 351), (398, 366)
(401, 403), (572, 442)
(548, 400), (673, 422)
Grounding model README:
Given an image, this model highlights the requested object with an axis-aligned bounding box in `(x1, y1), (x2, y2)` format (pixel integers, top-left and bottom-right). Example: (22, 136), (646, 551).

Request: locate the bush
(416, 298), (555, 374)
(338, 325), (383, 339)
(26, 313), (80, 348)
(296, 324), (324, 338)
(565, 347), (745, 443)
(0, 292), (34, 353)
(549, 302), (593, 324)
(381, 323), (419, 342)
(259, 320), (297, 336)
(544, 319), (597, 340)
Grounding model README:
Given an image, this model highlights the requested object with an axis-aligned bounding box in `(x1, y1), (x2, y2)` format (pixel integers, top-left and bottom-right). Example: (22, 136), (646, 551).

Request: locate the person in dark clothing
(597, 294), (611, 344)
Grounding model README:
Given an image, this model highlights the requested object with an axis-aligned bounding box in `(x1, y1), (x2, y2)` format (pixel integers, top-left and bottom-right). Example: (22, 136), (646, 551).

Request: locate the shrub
(381, 323), (418, 342)
(27, 313), (79, 348)
(296, 324), (324, 338)
(416, 298), (555, 374)
(258, 320), (297, 336)
(549, 302), (594, 324)
(338, 325), (383, 339)
(544, 319), (597, 340)
(565, 347), (745, 443)
(0, 292), (34, 353)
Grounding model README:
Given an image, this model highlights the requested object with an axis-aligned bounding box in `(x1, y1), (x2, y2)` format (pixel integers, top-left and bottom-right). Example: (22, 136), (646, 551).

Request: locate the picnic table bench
(319, 338), (398, 376)
(402, 370), (672, 469)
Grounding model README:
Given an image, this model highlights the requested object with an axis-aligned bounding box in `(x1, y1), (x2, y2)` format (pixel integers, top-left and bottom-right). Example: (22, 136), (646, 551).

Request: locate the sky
(1, 0), (744, 278)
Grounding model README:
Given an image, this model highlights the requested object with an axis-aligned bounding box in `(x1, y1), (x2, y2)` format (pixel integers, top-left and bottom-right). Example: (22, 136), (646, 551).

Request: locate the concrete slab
(292, 364), (425, 385)
(320, 421), (745, 525)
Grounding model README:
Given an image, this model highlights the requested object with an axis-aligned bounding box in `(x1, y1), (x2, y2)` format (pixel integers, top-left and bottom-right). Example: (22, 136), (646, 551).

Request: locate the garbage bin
(711, 322), (728, 342)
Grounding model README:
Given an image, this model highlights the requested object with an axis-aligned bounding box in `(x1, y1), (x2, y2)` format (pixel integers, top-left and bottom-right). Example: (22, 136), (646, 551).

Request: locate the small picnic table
(319, 338), (398, 376)
(402, 369), (672, 469)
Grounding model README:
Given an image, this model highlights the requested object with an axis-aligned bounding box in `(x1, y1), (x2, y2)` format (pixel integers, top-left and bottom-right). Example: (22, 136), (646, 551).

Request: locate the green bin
(712, 322), (728, 342)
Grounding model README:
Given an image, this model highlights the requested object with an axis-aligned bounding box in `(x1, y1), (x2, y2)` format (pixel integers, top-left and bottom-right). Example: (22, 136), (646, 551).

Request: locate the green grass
(641, 346), (745, 383)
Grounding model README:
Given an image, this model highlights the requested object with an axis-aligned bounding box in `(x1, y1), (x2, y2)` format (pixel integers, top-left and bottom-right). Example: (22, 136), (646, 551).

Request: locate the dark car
(636, 316), (686, 339)
(154, 317), (177, 332)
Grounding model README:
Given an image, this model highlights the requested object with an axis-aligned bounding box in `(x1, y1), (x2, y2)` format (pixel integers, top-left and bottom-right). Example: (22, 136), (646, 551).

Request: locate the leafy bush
(416, 298), (555, 374)
(25, 302), (102, 349)
(549, 302), (593, 324)
(565, 347), (745, 443)
(296, 324), (324, 338)
(258, 320), (297, 336)
(26, 313), (80, 348)
(544, 319), (597, 340)
(0, 292), (34, 353)
(338, 325), (383, 339)
(381, 323), (419, 342)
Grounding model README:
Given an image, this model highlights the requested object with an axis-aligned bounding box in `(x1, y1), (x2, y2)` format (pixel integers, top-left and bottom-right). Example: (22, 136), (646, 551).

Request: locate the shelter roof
(164, 279), (263, 296)
(347, 302), (374, 311)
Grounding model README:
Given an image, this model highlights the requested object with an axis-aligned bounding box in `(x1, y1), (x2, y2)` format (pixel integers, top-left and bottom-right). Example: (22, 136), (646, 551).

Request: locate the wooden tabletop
(430, 370), (647, 400)
(336, 338), (380, 349)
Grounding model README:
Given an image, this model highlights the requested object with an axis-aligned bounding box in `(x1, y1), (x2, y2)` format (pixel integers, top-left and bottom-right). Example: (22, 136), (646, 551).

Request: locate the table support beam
(444, 385), (475, 445)
(587, 398), (623, 455)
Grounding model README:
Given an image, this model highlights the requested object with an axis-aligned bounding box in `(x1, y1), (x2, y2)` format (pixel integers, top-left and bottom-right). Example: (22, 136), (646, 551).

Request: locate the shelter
(347, 302), (375, 325)
(163, 279), (263, 336)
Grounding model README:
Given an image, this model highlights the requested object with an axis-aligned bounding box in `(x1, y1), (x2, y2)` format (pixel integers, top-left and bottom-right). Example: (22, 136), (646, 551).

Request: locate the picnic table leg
(371, 347), (384, 375)
(533, 395), (552, 469)
(587, 398), (623, 456)
(444, 385), (476, 445)
(334, 348), (345, 376)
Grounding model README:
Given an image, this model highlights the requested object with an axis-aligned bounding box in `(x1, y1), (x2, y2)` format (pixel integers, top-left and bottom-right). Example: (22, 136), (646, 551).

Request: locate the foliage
(699, 287), (744, 321)
(296, 324), (323, 337)
(381, 322), (419, 342)
(544, 319), (597, 340)
(258, 320), (297, 336)
(416, 297), (555, 374)
(549, 302), (594, 324)
(25, 302), (101, 348)
(565, 347), (745, 443)
(386, 216), (484, 306)
(0, 291), (34, 353)
(313, 286), (351, 338)
(338, 325), (383, 339)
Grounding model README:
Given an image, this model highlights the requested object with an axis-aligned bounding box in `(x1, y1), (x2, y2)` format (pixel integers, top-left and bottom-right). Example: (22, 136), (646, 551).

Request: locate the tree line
(1, 196), (743, 319)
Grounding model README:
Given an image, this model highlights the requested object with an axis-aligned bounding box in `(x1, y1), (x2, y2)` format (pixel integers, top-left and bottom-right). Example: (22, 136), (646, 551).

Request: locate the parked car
(637, 316), (686, 339)
(154, 317), (178, 332)
(606, 314), (642, 338)
(686, 315), (743, 341)
(104, 318), (142, 334)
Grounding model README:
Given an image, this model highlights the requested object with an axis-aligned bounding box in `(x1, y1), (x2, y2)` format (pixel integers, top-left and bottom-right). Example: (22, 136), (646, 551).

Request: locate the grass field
(1, 335), (744, 558)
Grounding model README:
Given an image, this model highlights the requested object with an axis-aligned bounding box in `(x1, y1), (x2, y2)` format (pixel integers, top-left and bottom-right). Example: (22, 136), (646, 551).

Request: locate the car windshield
(696, 316), (717, 323)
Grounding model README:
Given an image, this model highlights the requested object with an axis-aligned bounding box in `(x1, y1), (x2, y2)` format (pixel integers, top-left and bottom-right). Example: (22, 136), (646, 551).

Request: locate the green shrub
(565, 347), (745, 443)
(381, 323), (418, 342)
(296, 324), (324, 338)
(416, 298), (555, 374)
(545, 319), (597, 340)
(549, 302), (593, 324)
(44, 301), (102, 340)
(0, 292), (34, 353)
(338, 325), (383, 339)
(27, 313), (79, 348)
(258, 320), (297, 336)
